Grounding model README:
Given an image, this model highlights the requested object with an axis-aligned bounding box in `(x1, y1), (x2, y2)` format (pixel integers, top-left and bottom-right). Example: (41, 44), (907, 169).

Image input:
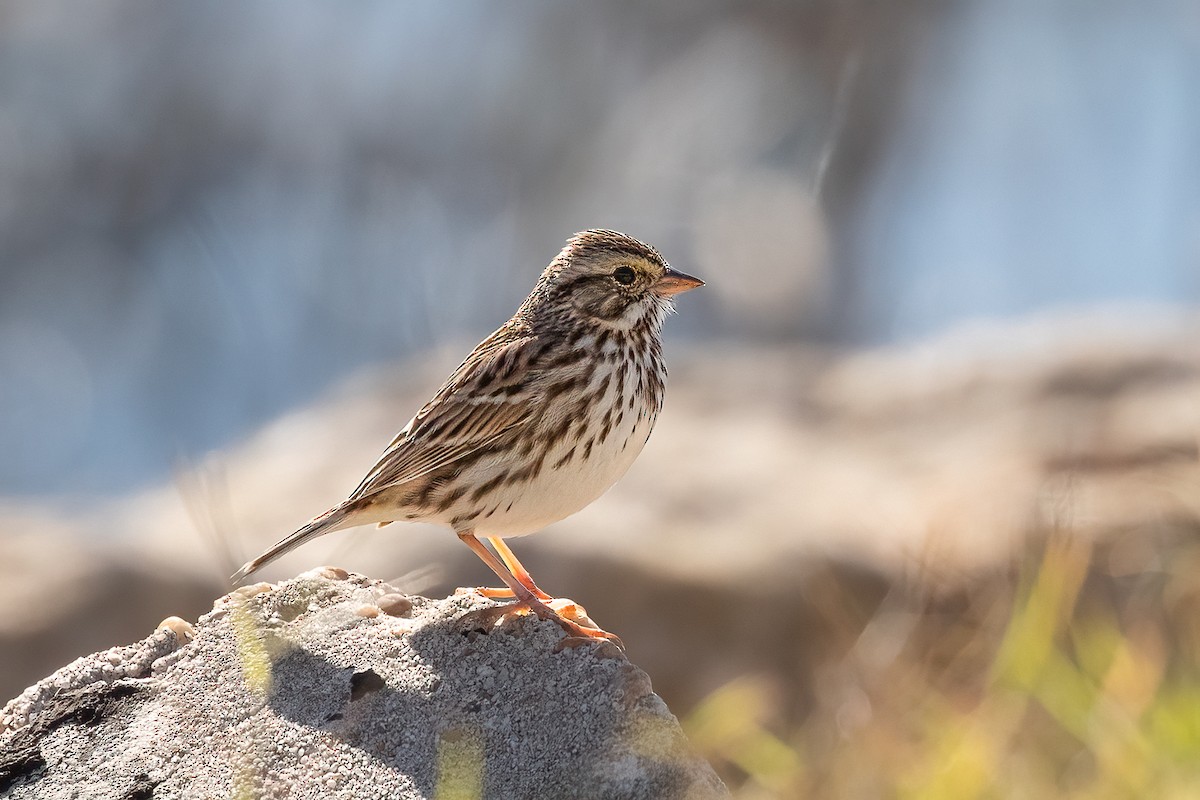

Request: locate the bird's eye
(613, 266), (637, 285)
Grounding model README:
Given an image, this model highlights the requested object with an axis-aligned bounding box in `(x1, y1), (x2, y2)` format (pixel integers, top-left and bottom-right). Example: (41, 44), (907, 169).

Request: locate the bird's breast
(450, 337), (665, 537)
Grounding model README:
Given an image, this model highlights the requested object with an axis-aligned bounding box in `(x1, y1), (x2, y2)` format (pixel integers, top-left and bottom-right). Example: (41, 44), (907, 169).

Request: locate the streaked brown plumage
(233, 229), (703, 643)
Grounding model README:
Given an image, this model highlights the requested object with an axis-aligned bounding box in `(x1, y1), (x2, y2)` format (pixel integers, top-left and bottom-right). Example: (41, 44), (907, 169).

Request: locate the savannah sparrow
(234, 229), (703, 643)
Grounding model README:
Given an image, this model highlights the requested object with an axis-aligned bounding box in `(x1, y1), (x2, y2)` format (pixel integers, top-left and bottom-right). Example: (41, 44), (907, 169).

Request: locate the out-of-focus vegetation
(686, 530), (1200, 798)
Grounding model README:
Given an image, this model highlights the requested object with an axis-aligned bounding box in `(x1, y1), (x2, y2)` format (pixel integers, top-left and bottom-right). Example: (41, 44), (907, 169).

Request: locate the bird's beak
(652, 268), (704, 297)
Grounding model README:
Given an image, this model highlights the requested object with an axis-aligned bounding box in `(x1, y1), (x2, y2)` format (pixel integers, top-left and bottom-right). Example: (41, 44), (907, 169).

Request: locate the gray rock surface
(0, 569), (728, 800)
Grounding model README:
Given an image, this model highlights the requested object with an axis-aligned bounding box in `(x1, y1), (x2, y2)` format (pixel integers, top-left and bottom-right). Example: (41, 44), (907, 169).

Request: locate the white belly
(475, 414), (652, 537)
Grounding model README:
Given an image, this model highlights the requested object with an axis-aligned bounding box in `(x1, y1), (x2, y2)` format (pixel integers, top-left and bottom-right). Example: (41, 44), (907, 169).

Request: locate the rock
(0, 571), (728, 800)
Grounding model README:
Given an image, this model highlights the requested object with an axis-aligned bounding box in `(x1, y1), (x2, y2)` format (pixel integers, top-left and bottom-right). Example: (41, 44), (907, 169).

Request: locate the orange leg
(476, 537), (553, 600)
(456, 530), (619, 644)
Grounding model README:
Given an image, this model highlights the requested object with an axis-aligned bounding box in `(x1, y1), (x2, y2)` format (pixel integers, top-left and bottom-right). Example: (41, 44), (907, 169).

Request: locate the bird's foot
(524, 597), (624, 650)
(466, 585), (554, 602)
(463, 588), (602, 629)
(459, 592), (623, 650)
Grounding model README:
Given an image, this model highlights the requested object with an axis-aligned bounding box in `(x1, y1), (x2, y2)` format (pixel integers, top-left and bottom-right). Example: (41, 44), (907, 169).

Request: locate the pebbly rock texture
(0, 569), (728, 800)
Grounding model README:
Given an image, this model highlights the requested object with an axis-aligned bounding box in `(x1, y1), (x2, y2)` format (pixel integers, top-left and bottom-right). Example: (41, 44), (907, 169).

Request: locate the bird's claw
(466, 585), (554, 602)
(459, 593), (623, 650)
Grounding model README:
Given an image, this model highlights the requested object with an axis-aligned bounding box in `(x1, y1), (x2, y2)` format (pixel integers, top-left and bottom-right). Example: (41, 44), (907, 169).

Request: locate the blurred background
(2, 2), (1200, 796)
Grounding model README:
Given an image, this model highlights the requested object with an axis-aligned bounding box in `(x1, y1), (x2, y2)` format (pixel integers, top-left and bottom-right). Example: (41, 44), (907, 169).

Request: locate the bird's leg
(487, 537), (600, 625)
(456, 530), (619, 645)
(472, 537), (553, 600)
(472, 538), (595, 626)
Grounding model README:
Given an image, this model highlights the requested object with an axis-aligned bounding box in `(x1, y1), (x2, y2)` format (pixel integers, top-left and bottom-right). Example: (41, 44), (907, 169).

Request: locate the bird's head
(530, 229), (703, 332)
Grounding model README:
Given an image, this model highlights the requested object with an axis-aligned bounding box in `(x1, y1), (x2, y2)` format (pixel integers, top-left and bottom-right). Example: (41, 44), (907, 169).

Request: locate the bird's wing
(348, 326), (543, 500)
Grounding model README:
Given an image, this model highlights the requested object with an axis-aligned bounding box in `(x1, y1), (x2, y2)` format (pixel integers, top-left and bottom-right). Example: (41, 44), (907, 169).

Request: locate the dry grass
(684, 526), (1200, 798)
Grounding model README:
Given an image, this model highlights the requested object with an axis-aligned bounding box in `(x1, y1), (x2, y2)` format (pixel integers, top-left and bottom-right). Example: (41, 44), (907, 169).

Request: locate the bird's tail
(231, 504), (355, 583)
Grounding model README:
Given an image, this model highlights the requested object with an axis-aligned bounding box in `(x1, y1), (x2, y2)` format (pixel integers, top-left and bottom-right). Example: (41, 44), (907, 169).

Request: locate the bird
(233, 229), (703, 643)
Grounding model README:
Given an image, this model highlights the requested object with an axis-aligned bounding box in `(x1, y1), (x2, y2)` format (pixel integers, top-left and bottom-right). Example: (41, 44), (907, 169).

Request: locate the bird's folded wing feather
(348, 328), (541, 499)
